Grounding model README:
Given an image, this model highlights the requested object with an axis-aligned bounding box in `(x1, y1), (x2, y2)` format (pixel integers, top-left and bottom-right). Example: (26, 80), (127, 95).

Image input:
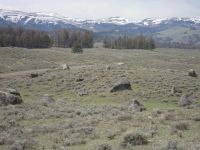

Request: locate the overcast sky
(0, 0), (199, 21)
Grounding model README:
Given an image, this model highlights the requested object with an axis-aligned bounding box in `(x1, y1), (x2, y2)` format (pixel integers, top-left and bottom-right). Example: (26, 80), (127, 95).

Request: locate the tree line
(155, 36), (200, 49)
(0, 27), (52, 48)
(103, 34), (155, 50)
(52, 29), (94, 48)
(0, 27), (94, 49)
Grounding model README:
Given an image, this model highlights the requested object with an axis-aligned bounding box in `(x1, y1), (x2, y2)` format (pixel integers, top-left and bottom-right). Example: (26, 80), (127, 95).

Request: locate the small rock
(62, 64), (70, 70)
(117, 62), (124, 66)
(188, 69), (197, 77)
(127, 99), (146, 112)
(30, 73), (39, 78)
(78, 89), (88, 96)
(76, 75), (84, 82)
(110, 79), (132, 92)
(106, 65), (111, 70)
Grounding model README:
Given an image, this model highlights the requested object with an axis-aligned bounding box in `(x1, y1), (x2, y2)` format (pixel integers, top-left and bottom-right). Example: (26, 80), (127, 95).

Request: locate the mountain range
(0, 9), (200, 48)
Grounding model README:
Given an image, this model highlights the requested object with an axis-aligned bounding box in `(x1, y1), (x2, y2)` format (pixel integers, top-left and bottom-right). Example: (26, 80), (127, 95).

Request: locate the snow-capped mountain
(0, 9), (200, 33)
(139, 17), (200, 26)
(0, 9), (129, 27)
(0, 9), (77, 25)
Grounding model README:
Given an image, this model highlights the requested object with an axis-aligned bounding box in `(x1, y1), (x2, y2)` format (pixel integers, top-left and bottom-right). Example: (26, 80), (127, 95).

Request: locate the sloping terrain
(0, 47), (200, 150)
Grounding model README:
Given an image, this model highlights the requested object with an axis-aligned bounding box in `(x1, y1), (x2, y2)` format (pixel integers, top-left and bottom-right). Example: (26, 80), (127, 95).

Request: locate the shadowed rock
(76, 75), (84, 82)
(0, 88), (23, 106)
(188, 69), (197, 77)
(30, 73), (39, 78)
(110, 79), (132, 92)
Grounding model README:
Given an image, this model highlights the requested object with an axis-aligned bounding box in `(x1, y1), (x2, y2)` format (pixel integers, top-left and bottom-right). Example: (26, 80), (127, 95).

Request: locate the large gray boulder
(0, 88), (23, 106)
(110, 79), (132, 92)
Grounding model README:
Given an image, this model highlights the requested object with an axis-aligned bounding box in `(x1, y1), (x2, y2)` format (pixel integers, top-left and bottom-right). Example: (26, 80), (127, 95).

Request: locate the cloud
(0, 4), (19, 10)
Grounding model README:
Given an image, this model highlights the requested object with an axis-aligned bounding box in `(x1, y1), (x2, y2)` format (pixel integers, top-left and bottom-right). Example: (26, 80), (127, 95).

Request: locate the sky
(0, 0), (199, 21)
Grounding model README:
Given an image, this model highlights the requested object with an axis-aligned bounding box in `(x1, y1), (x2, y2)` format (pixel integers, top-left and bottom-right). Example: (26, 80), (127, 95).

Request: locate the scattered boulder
(179, 93), (196, 107)
(76, 75), (84, 82)
(0, 88), (23, 106)
(61, 64), (70, 70)
(127, 99), (146, 112)
(30, 73), (39, 78)
(110, 79), (132, 92)
(188, 69), (197, 77)
(78, 89), (88, 96)
(40, 94), (55, 105)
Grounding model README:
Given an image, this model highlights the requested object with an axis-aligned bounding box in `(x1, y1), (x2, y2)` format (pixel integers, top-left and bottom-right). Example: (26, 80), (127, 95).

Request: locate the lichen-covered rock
(110, 79), (132, 92)
(0, 88), (23, 106)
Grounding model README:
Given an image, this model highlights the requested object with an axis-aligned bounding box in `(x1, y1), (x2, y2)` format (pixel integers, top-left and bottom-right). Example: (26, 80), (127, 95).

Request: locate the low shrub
(174, 122), (189, 130)
(121, 132), (148, 147)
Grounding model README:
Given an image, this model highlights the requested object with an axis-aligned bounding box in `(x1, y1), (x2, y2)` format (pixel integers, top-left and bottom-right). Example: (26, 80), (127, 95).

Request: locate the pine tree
(72, 41), (83, 53)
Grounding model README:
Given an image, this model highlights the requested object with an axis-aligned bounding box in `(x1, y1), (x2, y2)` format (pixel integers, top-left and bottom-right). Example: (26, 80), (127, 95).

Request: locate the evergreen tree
(72, 41), (83, 53)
